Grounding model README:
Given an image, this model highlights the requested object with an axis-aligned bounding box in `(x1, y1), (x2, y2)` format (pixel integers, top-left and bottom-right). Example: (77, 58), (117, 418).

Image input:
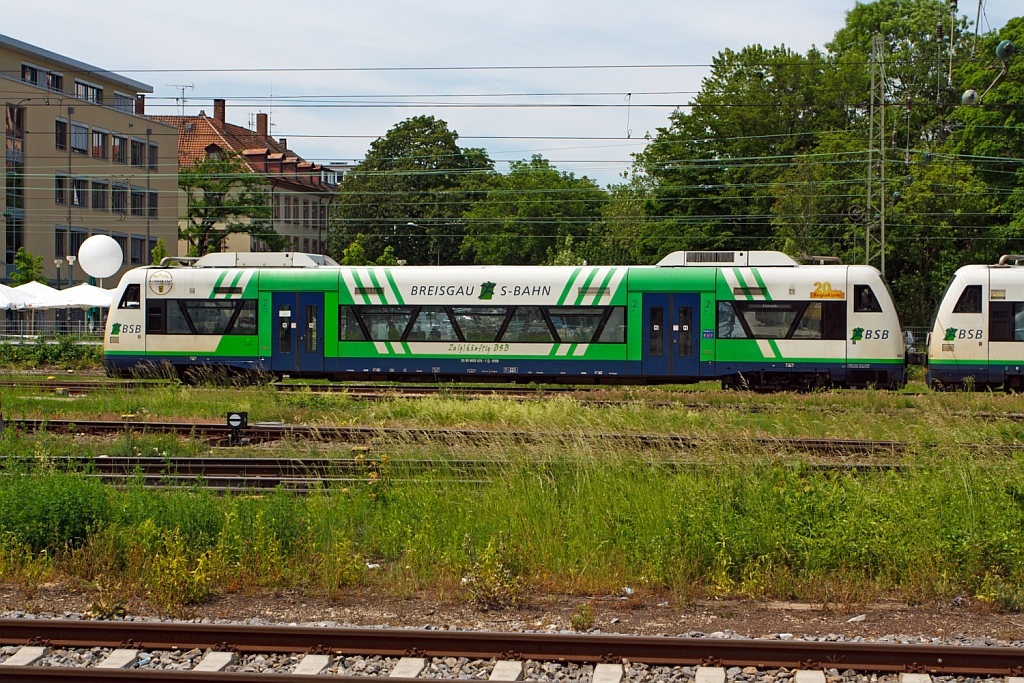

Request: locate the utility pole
(146, 128), (152, 264)
(867, 35), (887, 277)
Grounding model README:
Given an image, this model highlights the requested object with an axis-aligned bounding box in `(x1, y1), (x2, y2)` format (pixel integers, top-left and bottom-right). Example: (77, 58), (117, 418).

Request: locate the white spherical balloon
(77, 235), (124, 278)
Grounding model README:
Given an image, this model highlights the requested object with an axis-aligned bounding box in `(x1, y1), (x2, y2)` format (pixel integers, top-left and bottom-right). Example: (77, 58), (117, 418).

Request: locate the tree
(149, 238), (169, 266)
(179, 150), (287, 255)
(328, 116), (493, 265)
(339, 235), (401, 266)
(10, 248), (46, 286)
(461, 156), (606, 265)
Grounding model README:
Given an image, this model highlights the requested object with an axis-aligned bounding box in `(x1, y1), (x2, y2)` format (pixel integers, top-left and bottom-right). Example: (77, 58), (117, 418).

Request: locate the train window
(278, 305), (291, 352)
(991, 302), (1014, 341)
(451, 306), (508, 342)
(854, 285), (883, 312)
(649, 306), (664, 356)
(407, 306), (459, 342)
(305, 305), (318, 353)
(181, 301), (240, 335)
(231, 300), (257, 335)
(146, 300), (165, 334)
(730, 301), (803, 339)
(678, 307), (692, 357)
(357, 306), (413, 341)
(546, 306), (605, 343)
(117, 284), (140, 309)
(167, 301), (192, 334)
(338, 306), (367, 341)
(596, 307), (626, 343)
(717, 302), (747, 339)
(501, 306), (554, 343)
(822, 301), (846, 340)
(791, 302), (822, 339)
(952, 285), (983, 314)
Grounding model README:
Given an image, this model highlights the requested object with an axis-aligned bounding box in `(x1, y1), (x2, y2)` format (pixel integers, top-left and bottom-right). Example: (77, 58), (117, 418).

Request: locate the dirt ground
(3, 583), (1023, 642)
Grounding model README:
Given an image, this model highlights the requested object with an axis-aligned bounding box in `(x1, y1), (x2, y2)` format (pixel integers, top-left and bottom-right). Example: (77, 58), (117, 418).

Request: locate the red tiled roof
(148, 114), (334, 192)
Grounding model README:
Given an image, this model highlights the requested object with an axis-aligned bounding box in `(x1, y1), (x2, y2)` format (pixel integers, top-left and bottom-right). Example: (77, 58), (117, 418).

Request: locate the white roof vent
(192, 252), (340, 268)
(657, 251), (798, 267)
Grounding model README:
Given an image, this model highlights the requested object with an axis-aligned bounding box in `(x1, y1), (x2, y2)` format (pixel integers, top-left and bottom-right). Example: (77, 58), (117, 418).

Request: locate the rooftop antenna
(165, 83), (194, 116)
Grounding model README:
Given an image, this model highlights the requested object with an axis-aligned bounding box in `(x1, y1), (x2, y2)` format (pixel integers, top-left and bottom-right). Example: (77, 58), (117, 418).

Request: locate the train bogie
(104, 251), (907, 390)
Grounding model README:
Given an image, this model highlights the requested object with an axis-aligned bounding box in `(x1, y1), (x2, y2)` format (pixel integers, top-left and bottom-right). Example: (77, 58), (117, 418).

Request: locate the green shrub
(0, 473), (108, 552)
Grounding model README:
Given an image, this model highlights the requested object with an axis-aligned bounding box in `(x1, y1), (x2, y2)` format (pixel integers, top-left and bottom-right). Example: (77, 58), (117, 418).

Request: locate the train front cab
(927, 261), (1024, 390)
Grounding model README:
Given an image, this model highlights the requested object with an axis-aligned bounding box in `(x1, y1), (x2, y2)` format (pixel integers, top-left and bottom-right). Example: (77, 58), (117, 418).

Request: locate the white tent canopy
(0, 283), (37, 310)
(21, 283), (115, 310)
(16, 281), (60, 308)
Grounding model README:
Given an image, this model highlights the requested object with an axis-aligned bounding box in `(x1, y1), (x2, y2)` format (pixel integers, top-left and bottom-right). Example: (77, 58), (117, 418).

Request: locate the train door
(271, 292), (325, 374)
(642, 293), (700, 378)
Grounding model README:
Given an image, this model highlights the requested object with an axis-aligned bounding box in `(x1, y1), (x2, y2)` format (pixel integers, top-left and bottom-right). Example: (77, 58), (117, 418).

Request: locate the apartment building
(1, 34), (179, 287)
(151, 100), (338, 256)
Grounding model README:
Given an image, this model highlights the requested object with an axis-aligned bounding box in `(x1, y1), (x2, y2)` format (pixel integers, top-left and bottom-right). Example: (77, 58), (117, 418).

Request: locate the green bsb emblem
(479, 281), (496, 300)
(851, 327), (864, 342)
(110, 322), (121, 336)
(944, 327), (957, 341)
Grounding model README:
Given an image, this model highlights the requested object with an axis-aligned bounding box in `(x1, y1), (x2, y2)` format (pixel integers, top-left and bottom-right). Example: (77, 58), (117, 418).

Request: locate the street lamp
(67, 254), (76, 287)
(53, 260), (63, 291)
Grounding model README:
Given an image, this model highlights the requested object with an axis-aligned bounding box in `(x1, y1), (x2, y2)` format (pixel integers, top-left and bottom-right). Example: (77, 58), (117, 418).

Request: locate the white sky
(5, 1), (1018, 185)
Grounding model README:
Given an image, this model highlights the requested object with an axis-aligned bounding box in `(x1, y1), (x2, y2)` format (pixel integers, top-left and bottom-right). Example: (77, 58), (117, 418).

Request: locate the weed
(570, 603), (595, 630)
(461, 534), (522, 608)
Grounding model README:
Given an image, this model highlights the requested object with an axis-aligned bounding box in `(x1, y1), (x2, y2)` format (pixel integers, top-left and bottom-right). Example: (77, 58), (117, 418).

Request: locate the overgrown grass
(0, 339), (103, 370)
(2, 449), (1023, 611)
(6, 381), (1024, 445)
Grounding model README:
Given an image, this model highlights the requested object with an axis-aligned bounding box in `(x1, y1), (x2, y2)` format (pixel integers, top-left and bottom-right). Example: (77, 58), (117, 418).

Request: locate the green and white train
(104, 250), (907, 389)
(927, 256), (1024, 390)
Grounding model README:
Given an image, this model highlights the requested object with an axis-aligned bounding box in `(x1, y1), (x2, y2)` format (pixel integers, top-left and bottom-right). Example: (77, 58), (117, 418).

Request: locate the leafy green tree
(328, 116), (492, 265)
(10, 248), (46, 285)
(149, 238), (169, 266)
(461, 155), (606, 265)
(179, 150), (286, 255)
(339, 235), (400, 266)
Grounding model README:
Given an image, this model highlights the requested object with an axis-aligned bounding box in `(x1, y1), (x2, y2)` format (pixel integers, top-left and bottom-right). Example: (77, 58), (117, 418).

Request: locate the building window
(92, 131), (107, 159)
(75, 81), (103, 104)
(130, 187), (146, 216)
(113, 233), (128, 257)
(149, 238), (158, 263)
(91, 181), (108, 210)
(71, 123), (88, 155)
(148, 143), (158, 171)
(130, 140), (145, 167)
(55, 174), (67, 204)
(273, 194), (280, 219)
(54, 227), (67, 258)
(6, 160), (25, 210)
(69, 229), (87, 258)
(113, 93), (134, 114)
(293, 236), (299, 250)
(5, 216), (24, 263)
(284, 196), (291, 222)
(112, 136), (127, 164)
(303, 200), (310, 227)
(72, 178), (88, 207)
(130, 236), (144, 264)
(148, 191), (158, 218)
(21, 64), (39, 85)
(46, 72), (63, 92)
(303, 238), (309, 253)
(112, 184), (127, 214)
(55, 119), (67, 150)
(6, 105), (25, 154)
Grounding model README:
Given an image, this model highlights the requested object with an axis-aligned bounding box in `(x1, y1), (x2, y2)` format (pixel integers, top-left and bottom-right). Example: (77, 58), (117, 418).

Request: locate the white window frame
(113, 92), (135, 114)
(74, 78), (104, 103)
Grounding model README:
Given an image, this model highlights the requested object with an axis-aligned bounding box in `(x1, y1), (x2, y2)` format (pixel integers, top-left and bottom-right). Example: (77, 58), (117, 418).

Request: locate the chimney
(256, 113), (268, 137)
(213, 99), (226, 124)
(135, 94), (145, 116)
(279, 138), (287, 150)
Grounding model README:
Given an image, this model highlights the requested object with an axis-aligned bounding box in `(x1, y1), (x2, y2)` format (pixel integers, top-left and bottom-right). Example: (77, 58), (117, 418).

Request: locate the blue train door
(642, 293), (700, 378)
(271, 292), (324, 374)
(298, 292), (324, 373)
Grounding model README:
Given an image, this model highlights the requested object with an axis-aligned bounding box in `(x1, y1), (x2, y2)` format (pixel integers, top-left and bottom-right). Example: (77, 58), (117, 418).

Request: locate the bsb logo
(944, 327), (957, 341)
(945, 327), (983, 341)
(851, 327), (864, 342)
(479, 281), (496, 300)
(110, 323), (121, 336)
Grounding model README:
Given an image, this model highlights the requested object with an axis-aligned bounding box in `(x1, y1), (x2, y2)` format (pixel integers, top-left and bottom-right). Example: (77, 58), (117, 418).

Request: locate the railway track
(5, 418), (927, 455)
(0, 619), (1021, 679)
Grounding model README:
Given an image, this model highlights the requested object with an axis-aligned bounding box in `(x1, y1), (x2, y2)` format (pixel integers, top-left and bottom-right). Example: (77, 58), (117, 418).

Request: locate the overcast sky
(5, 1), (1018, 185)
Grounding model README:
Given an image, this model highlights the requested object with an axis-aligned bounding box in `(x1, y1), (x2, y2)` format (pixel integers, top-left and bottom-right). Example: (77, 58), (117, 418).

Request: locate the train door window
(717, 302), (748, 339)
(338, 305), (367, 341)
(305, 305), (318, 352)
(991, 301), (1014, 341)
(451, 306), (508, 342)
(677, 306), (692, 356)
(167, 301), (192, 334)
(357, 306), (413, 341)
(501, 306), (554, 343)
(547, 306), (605, 343)
(822, 301), (847, 340)
(952, 285), (982, 314)
(649, 306), (664, 356)
(596, 307), (626, 343)
(278, 305), (292, 353)
(146, 300), (165, 333)
(854, 285), (883, 312)
(231, 300), (257, 335)
(406, 306), (459, 342)
(117, 283), (140, 309)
